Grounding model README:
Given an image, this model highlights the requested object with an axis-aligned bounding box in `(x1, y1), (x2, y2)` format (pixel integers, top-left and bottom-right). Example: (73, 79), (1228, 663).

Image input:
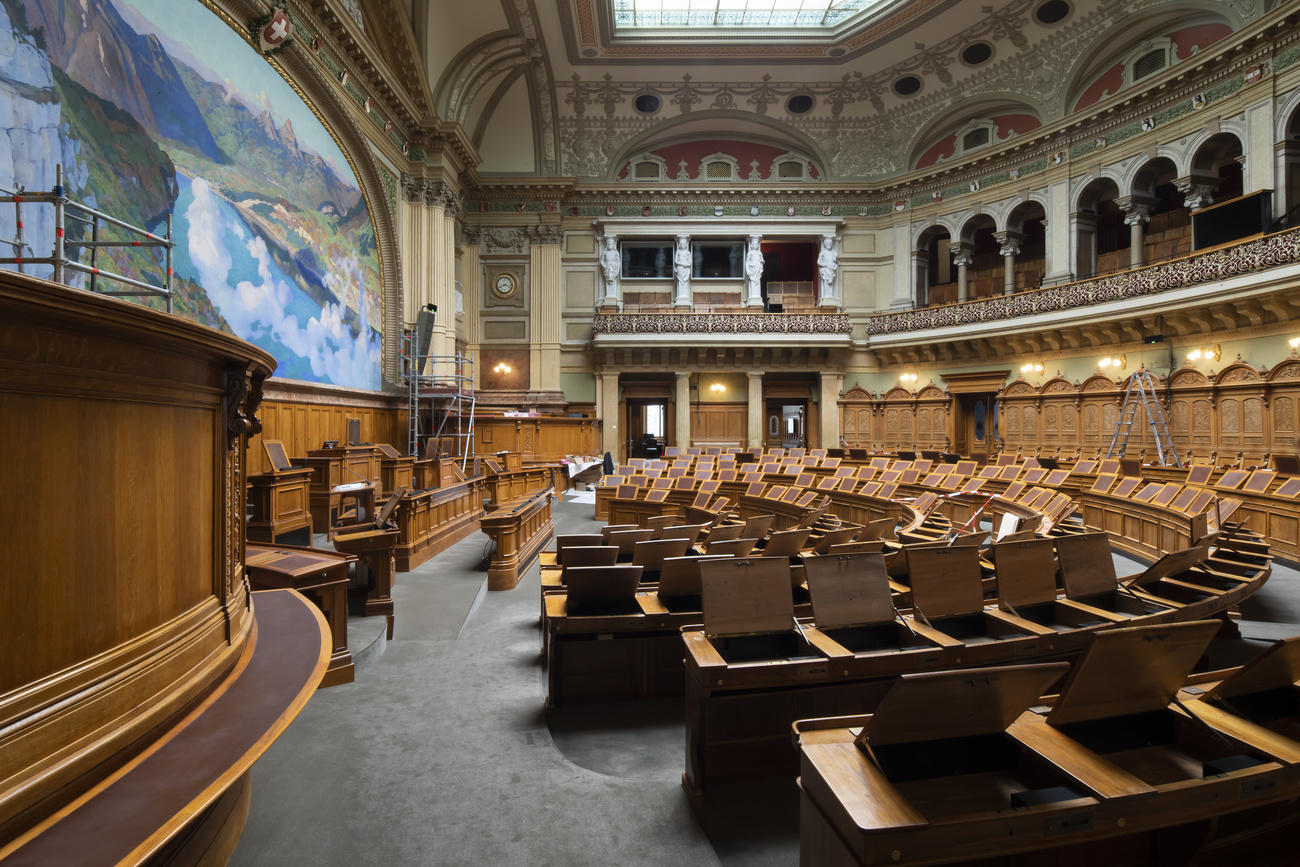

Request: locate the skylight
(611, 0), (890, 29)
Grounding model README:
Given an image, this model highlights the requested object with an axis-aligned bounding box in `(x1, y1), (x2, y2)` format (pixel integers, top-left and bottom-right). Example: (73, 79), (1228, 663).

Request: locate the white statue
(817, 235), (838, 293)
(599, 235), (621, 300)
(673, 235), (691, 299)
(745, 235), (764, 302)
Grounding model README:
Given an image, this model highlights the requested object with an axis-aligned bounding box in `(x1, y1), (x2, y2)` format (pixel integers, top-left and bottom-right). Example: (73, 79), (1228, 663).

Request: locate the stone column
(891, 222), (915, 309)
(528, 225), (564, 394)
(1117, 196), (1152, 269)
(673, 233), (692, 308)
(1044, 179), (1072, 284)
(744, 234), (765, 308)
(993, 230), (1021, 295)
(675, 372), (691, 449)
(598, 372), (620, 460)
(460, 228), (482, 388)
(911, 249), (929, 307)
(952, 243), (974, 302)
(747, 371), (764, 449)
(819, 372), (842, 450)
(1174, 174), (1218, 210)
(1071, 211), (1098, 278)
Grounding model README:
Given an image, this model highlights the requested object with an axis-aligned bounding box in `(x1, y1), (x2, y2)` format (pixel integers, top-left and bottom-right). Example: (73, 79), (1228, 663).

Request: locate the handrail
(869, 226), (1300, 335)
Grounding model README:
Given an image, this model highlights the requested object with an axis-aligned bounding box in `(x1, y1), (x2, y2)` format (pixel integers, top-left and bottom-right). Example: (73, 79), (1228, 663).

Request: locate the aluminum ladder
(1106, 368), (1180, 467)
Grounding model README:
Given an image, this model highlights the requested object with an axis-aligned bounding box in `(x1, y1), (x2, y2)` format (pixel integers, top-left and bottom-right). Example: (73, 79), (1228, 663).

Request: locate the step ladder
(1106, 368), (1180, 467)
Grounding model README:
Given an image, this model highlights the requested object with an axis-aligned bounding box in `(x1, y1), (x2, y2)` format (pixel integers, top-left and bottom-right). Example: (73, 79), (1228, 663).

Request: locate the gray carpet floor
(230, 501), (1300, 866)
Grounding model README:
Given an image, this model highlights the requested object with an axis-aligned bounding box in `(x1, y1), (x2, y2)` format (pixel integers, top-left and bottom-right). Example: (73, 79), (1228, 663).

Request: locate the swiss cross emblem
(258, 8), (292, 53)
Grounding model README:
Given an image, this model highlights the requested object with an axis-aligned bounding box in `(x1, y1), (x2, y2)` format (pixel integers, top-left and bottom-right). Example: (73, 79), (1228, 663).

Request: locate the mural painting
(0, 0), (382, 388)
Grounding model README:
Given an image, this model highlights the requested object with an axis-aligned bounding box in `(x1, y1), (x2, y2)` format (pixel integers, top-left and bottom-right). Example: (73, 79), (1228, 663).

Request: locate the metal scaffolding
(0, 164), (175, 311)
(403, 332), (475, 468)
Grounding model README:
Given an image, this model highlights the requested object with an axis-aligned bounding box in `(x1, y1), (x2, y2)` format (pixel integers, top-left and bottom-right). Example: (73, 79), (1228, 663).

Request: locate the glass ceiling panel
(612, 0), (889, 29)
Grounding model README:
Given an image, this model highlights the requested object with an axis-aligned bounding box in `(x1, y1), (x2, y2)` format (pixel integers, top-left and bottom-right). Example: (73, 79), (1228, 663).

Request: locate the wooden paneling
(0, 273), (271, 841)
(248, 381), (406, 476)
(481, 490), (555, 591)
(842, 360), (1300, 465)
(691, 403), (746, 448)
(475, 416), (602, 460)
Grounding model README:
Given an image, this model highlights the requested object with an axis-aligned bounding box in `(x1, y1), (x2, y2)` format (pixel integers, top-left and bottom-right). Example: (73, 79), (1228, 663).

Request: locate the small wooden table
(247, 468), (313, 544)
(245, 543), (356, 687)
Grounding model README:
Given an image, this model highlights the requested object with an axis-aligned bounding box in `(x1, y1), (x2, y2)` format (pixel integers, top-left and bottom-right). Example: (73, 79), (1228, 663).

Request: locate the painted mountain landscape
(0, 0), (382, 389)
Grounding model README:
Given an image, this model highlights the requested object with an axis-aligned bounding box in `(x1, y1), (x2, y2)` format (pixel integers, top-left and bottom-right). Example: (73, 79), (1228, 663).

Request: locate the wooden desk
(380, 454), (415, 495)
(247, 467), (314, 543)
(481, 488), (555, 590)
(246, 543), (356, 687)
(304, 445), (381, 528)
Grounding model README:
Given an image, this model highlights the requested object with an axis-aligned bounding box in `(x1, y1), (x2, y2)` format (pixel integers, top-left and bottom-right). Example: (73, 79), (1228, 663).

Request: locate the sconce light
(1097, 354), (1126, 371)
(493, 362), (512, 374)
(899, 372), (919, 384)
(709, 383), (726, 394)
(1290, 337), (1300, 350)
(1020, 362), (1043, 374)
(1185, 344), (1221, 363)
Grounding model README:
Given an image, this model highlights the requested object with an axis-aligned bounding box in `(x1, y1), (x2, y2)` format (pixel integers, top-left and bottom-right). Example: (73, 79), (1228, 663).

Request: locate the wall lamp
(493, 362), (512, 374)
(1097, 355), (1126, 370)
(899, 372), (919, 384)
(1186, 344), (1221, 363)
(1020, 362), (1044, 374)
(709, 382), (726, 393)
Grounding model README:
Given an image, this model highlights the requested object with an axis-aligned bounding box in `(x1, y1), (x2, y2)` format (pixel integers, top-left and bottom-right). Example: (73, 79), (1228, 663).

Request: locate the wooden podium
(305, 444), (381, 530)
(247, 439), (314, 543)
(334, 490), (404, 638)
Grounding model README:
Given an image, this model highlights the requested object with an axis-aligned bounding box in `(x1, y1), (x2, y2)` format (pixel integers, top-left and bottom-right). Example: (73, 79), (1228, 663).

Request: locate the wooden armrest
(800, 626), (854, 660)
(1184, 701), (1300, 764)
(1009, 714), (1156, 800)
(539, 552), (559, 567)
(1056, 598), (1127, 623)
(1158, 577), (1226, 596)
(543, 594), (568, 619)
(636, 593), (670, 615)
(888, 580), (911, 595)
(904, 618), (964, 648)
(683, 632), (727, 667)
(986, 608), (1056, 636)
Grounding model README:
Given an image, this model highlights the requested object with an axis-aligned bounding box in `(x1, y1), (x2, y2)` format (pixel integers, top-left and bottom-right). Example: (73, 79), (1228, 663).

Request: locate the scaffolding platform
(403, 334), (475, 469)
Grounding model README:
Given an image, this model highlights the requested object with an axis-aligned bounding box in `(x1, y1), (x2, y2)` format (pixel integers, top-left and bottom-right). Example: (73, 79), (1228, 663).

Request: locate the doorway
(625, 398), (668, 459)
(765, 399), (807, 449)
(953, 392), (996, 457)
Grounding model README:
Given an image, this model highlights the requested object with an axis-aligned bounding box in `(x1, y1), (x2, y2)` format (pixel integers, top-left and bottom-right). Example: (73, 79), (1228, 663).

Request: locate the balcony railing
(593, 310), (853, 335)
(869, 227), (1300, 335)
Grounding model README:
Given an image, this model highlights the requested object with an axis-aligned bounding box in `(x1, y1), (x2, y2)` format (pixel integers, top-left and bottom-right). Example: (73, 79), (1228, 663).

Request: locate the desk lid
(1047, 620), (1220, 726)
(861, 663), (1068, 748)
(1210, 636), (1300, 701)
(992, 538), (1058, 609)
(700, 557), (793, 638)
(805, 553), (894, 630)
(906, 546), (984, 619)
(1122, 543), (1210, 589)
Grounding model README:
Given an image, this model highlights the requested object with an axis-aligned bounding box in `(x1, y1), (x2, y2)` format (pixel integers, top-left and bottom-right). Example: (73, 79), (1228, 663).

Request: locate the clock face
(494, 273), (516, 296)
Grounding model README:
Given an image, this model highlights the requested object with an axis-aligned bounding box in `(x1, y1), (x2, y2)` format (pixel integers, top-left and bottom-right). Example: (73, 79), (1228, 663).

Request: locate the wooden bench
(481, 488), (555, 591)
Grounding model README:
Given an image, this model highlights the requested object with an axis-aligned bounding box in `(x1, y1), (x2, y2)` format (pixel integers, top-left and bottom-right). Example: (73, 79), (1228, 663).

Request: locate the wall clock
(494, 273), (517, 297)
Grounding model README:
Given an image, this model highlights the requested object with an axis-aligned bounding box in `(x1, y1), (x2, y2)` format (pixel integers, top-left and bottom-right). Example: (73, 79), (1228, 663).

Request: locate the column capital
(951, 242), (974, 267)
(1116, 195), (1153, 224)
(1174, 174), (1218, 210)
(993, 230), (1022, 258)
